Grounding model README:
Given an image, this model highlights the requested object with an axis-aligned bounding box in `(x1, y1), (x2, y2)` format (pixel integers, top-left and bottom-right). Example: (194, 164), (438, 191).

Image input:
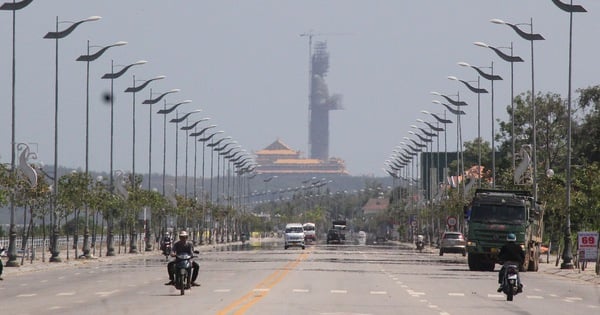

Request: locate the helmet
(507, 233), (516, 242)
(179, 231), (188, 237)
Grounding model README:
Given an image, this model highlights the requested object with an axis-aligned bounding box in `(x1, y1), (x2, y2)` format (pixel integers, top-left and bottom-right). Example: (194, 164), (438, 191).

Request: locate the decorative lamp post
(169, 108), (200, 194)
(490, 18), (544, 194)
(43, 14), (101, 263)
(550, 0), (586, 270)
(182, 117), (210, 198)
(457, 62), (502, 187)
(432, 93), (467, 194)
(447, 75), (488, 187)
(1, 0), (33, 268)
(101, 60), (146, 193)
(124, 75), (165, 191)
(76, 40), (126, 258)
(142, 89), (180, 195)
(198, 130), (224, 244)
(473, 41), (524, 174)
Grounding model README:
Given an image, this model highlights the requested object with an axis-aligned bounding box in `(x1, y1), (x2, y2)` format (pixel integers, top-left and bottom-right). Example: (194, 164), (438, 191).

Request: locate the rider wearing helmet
(165, 231), (200, 286)
(497, 233), (525, 292)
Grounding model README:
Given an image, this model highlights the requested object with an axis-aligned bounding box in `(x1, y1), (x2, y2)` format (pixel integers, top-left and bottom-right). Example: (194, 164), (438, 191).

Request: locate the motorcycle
(500, 261), (522, 301)
(162, 242), (172, 260)
(172, 252), (198, 295)
(415, 235), (425, 252)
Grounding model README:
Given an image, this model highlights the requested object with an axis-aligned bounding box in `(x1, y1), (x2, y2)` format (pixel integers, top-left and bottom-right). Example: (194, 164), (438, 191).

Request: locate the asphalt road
(0, 240), (598, 315)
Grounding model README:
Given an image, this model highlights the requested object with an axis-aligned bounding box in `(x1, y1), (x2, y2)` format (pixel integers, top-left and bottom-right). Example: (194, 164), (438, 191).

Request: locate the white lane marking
(370, 291), (387, 295)
(56, 292), (76, 296)
(487, 294), (503, 298)
(48, 306), (64, 310)
(407, 289), (425, 296)
(587, 305), (599, 309)
(565, 297), (582, 301)
(427, 305), (439, 308)
(293, 289), (309, 293)
(214, 289), (230, 293)
(17, 294), (37, 297)
(448, 293), (464, 296)
(549, 294), (559, 297)
(526, 295), (544, 299)
(440, 312), (451, 315)
(330, 289), (347, 294)
(95, 289), (119, 297)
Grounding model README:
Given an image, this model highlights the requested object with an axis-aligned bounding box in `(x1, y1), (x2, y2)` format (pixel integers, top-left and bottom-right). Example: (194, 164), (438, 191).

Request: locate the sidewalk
(1, 238), (252, 278)
(537, 260), (600, 285)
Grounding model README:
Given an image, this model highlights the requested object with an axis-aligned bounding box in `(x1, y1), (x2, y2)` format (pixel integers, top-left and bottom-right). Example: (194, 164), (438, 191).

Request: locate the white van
(303, 222), (316, 244)
(284, 223), (305, 250)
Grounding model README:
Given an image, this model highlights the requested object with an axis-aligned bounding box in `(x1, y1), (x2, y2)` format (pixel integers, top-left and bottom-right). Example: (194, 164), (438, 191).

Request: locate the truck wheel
(468, 253), (480, 271)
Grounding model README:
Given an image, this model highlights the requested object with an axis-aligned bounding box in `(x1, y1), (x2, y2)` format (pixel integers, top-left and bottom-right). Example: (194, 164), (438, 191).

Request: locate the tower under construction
(308, 41), (343, 160)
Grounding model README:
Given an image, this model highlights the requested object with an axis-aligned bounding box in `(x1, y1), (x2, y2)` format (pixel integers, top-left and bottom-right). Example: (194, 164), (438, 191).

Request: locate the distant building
(254, 139), (348, 175)
(361, 197), (390, 216)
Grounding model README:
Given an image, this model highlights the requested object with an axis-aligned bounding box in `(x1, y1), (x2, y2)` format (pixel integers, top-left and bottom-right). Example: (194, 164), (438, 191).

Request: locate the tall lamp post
(143, 89), (180, 195)
(448, 75), (488, 187)
(124, 75), (165, 190)
(550, 0), (586, 270)
(1, 0), (33, 268)
(422, 110), (453, 184)
(101, 60), (146, 193)
(76, 40), (126, 258)
(169, 108), (201, 194)
(473, 41), (524, 173)
(431, 92), (467, 194)
(457, 62), (502, 187)
(490, 18), (544, 194)
(198, 130), (224, 244)
(182, 117), (211, 198)
(43, 14), (101, 263)
(99, 62), (150, 255)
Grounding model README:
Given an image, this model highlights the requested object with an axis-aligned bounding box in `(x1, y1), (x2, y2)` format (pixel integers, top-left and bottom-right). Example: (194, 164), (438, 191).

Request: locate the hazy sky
(1, 1), (599, 178)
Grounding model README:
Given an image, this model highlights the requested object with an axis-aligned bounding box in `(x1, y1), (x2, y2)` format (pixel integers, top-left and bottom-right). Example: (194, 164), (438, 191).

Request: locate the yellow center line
(216, 250), (311, 315)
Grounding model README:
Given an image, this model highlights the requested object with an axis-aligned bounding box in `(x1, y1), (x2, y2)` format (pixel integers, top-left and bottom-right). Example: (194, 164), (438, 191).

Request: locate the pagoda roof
(255, 138), (299, 155)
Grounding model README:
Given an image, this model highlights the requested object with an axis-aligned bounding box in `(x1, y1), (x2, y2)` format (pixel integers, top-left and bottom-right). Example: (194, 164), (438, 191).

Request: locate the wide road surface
(1, 240), (598, 315)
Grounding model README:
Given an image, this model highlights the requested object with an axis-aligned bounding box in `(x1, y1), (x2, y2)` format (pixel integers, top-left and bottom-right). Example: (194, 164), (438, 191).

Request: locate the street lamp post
(169, 108), (200, 195)
(473, 41), (524, 173)
(143, 89), (180, 195)
(447, 75), (488, 187)
(182, 118), (210, 198)
(457, 62), (502, 187)
(100, 64), (154, 256)
(198, 130), (224, 244)
(1, 0), (33, 268)
(124, 75), (165, 191)
(431, 92), (467, 194)
(76, 40), (127, 258)
(101, 59), (146, 192)
(490, 18), (544, 194)
(43, 14), (101, 263)
(550, 0), (587, 270)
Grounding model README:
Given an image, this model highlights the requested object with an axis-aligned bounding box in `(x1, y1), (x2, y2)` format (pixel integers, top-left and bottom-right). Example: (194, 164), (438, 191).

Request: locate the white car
(284, 223), (305, 250)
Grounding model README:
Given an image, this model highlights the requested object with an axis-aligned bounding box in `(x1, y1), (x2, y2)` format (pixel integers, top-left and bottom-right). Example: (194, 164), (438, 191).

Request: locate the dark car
(326, 229), (342, 244)
(439, 231), (467, 256)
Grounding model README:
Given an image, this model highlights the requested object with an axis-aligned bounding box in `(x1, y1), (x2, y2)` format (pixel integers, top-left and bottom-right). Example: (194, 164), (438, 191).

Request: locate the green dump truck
(466, 189), (543, 272)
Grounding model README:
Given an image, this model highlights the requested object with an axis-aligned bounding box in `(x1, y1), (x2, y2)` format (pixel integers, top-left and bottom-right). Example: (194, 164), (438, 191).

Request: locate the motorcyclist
(497, 233), (525, 292)
(161, 233), (172, 253)
(164, 231), (200, 287)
